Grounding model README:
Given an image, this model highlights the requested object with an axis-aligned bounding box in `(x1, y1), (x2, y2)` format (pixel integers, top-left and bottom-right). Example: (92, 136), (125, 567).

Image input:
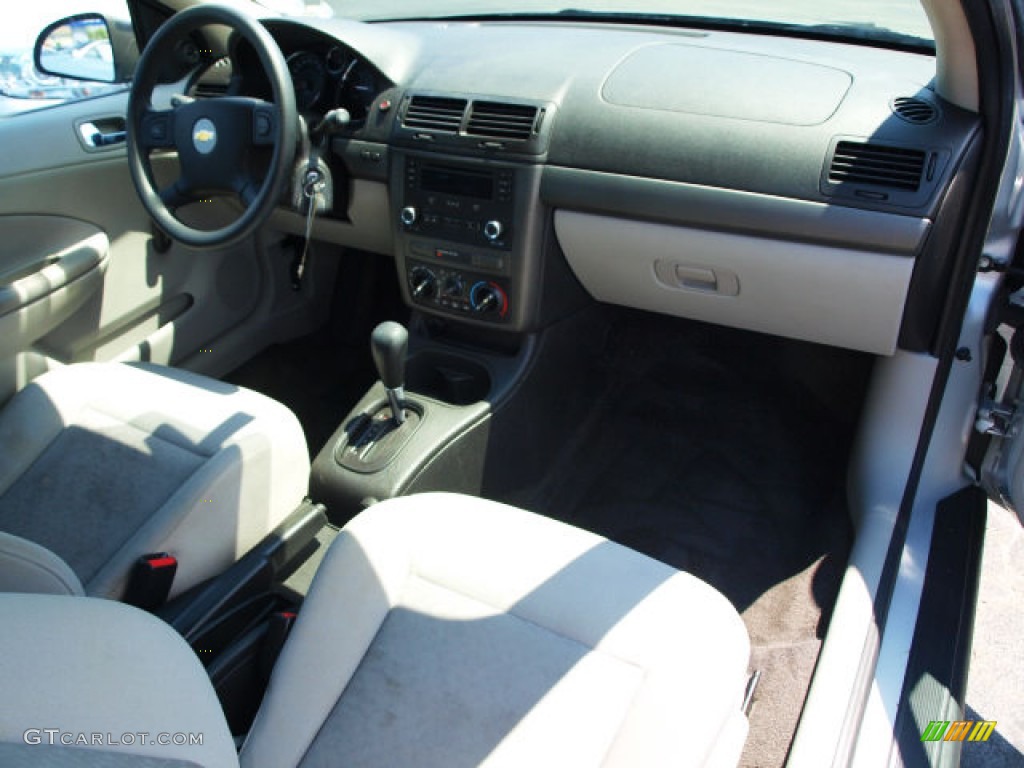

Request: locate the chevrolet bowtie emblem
(192, 118), (217, 154)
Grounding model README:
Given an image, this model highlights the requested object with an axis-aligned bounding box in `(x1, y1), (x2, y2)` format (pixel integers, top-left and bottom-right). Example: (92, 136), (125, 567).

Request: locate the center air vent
(891, 96), (939, 125)
(396, 94), (554, 155)
(403, 96), (467, 133)
(828, 141), (926, 191)
(466, 101), (540, 141)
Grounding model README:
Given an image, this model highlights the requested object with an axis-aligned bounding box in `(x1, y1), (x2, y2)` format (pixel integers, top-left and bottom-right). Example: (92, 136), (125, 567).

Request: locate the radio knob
(409, 266), (437, 299)
(400, 206), (418, 227)
(483, 220), (504, 242)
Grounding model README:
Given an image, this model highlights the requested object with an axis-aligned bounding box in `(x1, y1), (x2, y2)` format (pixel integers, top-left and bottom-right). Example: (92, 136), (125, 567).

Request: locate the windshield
(259, 0), (934, 48)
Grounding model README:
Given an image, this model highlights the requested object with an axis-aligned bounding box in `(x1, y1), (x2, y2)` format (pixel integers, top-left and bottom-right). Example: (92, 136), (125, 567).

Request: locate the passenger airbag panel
(602, 44), (852, 126)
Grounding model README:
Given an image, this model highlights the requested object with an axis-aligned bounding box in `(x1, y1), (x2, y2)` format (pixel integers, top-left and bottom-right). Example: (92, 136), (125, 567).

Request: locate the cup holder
(408, 350), (491, 406)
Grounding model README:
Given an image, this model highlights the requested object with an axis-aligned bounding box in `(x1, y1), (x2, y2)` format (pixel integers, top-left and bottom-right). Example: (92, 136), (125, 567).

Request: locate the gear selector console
(310, 321), (493, 523)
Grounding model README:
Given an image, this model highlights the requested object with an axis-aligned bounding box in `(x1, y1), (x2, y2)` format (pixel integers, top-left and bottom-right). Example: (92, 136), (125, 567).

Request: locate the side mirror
(34, 13), (139, 84)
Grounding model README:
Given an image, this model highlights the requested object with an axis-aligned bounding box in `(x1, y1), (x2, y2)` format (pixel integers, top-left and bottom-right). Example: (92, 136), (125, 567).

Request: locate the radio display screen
(421, 166), (494, 200)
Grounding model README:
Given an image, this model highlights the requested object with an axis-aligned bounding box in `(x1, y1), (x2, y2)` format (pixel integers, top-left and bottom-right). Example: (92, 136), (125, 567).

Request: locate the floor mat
(511, 310), (868, 768)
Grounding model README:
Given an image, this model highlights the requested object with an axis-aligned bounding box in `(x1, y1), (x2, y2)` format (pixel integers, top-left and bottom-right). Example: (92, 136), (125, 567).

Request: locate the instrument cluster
(285, 45), (379, 121)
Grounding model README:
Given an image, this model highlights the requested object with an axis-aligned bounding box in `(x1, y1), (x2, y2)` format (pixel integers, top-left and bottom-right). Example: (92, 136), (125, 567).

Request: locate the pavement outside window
(961, 501), (1024, 767)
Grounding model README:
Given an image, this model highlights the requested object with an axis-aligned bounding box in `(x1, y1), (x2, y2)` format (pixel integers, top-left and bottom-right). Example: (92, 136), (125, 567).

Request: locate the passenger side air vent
(466, 101), (540, 141)
(891, 96), (939, 125)
(402, 96), (468, 133)
(828, 141), (926, 191)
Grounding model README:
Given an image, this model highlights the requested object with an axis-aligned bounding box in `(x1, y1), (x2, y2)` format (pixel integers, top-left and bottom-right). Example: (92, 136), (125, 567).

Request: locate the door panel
(0, 88), (311, 402)
(0, 215), (108, 361)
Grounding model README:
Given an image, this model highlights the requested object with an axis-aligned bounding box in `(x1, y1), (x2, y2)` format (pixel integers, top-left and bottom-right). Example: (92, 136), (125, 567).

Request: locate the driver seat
(0, 361), (309, 599)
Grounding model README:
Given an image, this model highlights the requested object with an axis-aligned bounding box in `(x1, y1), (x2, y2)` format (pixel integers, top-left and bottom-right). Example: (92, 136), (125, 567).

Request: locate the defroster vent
(828, 141), (926, 191)
(891, 97), (939, 125)
(466, 101), (540, 141)
(403, 96), (468, 133)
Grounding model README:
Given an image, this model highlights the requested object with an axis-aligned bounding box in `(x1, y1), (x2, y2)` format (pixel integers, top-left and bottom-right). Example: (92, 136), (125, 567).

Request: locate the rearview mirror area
(34, 13), (138, 84)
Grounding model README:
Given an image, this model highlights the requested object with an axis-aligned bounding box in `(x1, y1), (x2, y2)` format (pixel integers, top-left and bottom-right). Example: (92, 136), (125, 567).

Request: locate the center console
(310, 94), (591, 522)
(392, 152), (546, 331)
(308, 319), (504, 520)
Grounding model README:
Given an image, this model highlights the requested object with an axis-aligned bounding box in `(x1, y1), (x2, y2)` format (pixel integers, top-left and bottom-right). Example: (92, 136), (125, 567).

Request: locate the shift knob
(371, 321), (408, 413)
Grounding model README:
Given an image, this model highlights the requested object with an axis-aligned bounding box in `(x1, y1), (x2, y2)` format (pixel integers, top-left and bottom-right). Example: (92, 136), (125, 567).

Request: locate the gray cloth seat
(1, 493), (752, 767)
(0, 592), (240, 767)
(0, 362), (309, 599)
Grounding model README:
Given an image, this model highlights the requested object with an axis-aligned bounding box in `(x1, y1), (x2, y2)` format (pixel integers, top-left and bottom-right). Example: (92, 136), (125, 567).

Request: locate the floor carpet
(226, 249), (407, 457)
(225, 329), (376, 457)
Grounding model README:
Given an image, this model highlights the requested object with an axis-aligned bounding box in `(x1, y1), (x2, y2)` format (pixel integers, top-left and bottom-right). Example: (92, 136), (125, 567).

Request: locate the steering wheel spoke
(158, 179), (196, 210)
(138, 109), (176, 150)
(250, 101), (278, 147)
(232, 176), (261, 208)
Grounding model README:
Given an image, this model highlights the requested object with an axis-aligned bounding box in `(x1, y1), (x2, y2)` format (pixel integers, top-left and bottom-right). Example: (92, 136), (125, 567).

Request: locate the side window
(0, 0), (131, 117)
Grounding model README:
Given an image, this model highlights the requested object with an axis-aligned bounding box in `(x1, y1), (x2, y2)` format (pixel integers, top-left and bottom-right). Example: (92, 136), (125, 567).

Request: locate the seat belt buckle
(258, 610), (298, 682)
(123, 553), (178, 611)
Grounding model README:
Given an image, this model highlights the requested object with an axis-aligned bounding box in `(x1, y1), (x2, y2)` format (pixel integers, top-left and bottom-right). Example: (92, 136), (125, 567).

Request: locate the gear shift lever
(371, 321), (408, 424)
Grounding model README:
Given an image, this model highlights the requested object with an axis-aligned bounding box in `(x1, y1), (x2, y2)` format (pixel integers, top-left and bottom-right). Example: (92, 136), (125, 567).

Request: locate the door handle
(76, 117), (126, 150)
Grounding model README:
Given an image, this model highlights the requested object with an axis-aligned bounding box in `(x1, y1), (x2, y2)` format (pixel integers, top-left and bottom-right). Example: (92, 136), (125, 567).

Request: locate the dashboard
(222, 16), (979, 356)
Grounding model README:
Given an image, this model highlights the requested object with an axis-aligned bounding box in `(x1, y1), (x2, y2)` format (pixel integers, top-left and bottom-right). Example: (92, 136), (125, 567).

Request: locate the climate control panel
(406, 261), (510, 322)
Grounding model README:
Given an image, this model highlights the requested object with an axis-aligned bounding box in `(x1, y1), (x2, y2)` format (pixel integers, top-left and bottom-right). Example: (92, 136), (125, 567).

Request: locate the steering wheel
(126, 4), (296, 248)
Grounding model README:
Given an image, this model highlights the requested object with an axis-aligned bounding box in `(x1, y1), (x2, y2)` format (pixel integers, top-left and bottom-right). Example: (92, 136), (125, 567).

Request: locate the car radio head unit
(419, 165), (495, 200)
(401, 157), (515, 247)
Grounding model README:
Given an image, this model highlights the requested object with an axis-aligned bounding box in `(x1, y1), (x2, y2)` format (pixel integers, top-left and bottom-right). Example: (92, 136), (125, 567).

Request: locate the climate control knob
(470, 281), (508, 317)
(400, 206), (418, 227)
(482, 219), (504, 242)
(442, 275), (466, 298)
(409, 266), (437, 299)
